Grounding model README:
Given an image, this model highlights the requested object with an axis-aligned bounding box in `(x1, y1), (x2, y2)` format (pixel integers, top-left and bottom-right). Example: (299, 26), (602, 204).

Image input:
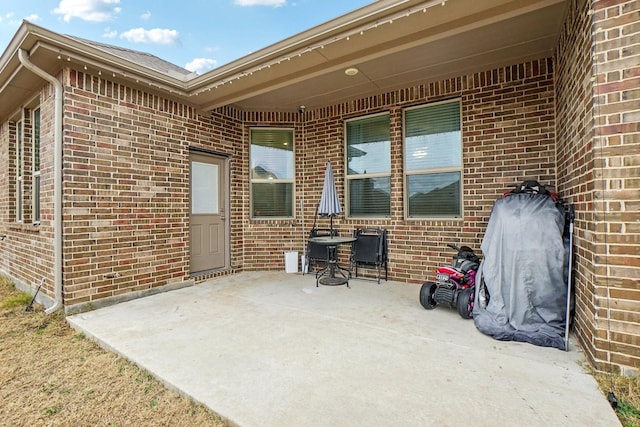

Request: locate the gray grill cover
(473, 192), (567, 349)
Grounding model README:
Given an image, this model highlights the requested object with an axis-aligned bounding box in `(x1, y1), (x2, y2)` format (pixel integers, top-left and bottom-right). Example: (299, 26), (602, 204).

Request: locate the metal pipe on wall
(17, 49), (63, 314)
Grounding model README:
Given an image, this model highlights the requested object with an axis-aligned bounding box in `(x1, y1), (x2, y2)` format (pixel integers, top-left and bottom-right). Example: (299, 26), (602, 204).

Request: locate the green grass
(0, 275), (32, 309)
(618, 401), (640, 427)
(1, 291), (32, 309)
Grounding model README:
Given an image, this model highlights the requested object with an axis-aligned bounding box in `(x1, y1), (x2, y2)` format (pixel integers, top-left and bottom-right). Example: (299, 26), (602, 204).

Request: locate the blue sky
(0, 0), (372, 74)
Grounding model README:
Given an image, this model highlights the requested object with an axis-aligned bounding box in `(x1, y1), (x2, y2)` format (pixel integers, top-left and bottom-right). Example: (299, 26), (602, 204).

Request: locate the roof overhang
(0, 0), (568, 120)
(0, 21), (196, 120)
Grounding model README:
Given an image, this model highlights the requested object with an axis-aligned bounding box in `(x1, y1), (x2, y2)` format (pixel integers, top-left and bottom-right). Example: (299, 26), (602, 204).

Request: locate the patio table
(308, 235), (356, 287)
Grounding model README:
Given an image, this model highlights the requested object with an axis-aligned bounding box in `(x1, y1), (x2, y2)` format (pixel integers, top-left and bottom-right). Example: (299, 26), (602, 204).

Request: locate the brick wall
(592, 0), (640, 373)
(557, 0), (640, 373)
(241, 112), (305, 271)
(61, 69), (243, 310)
(275, 59), (556, 282)
(222, 60), (555, 277)
(1, 59), (559, 316)
(0, 121), (13, 230)
(0, 87), (57, 300)
(556, 0), (597, 367)
(0, 122), (11, 273)
(574, 1), (640, 372)
(199, 106), (245, 281)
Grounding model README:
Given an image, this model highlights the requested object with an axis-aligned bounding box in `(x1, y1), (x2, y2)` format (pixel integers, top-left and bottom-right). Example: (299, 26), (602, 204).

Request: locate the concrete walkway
(67, 271), (620, 427)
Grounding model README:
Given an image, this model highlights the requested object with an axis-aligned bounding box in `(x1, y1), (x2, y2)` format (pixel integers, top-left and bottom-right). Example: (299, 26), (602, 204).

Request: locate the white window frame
(16, 119), (23, 223)
(32, 107), (41, 225)
(249, 127), (295, 219)
(403, 99), (463, 219)
(344, 112), (391, 218)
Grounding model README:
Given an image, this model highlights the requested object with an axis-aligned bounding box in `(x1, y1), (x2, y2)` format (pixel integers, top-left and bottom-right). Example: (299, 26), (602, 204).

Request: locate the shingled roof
(67, 36), (197, 80)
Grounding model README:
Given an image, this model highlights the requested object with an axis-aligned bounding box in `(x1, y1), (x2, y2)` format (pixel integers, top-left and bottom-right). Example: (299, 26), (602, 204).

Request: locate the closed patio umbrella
(318, 161), (342, 233)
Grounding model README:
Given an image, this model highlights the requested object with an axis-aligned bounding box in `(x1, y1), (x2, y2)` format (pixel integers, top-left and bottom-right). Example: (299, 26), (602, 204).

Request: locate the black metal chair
(350, 228), (388, 284)
(304, 228), (337, 275)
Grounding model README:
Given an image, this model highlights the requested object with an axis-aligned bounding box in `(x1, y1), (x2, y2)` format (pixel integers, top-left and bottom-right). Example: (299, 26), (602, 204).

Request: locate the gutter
(17, 48), (63, 314)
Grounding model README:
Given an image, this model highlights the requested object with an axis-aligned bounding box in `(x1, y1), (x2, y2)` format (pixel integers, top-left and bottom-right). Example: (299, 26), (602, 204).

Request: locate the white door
(189, 152), (228, 273)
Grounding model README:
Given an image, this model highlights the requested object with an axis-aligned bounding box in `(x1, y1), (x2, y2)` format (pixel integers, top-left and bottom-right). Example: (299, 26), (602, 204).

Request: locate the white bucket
(284, 251), (298, 273)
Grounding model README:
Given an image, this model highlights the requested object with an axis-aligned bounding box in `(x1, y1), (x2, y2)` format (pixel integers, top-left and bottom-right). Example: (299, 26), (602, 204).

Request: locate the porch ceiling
(191, 0), (568, 112)
(0, 0), (568, 119)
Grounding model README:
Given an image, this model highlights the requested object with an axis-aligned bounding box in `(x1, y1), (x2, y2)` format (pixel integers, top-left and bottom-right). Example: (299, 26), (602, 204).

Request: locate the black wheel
(456, 287), (474, 319)
(420, 281), (437, 310)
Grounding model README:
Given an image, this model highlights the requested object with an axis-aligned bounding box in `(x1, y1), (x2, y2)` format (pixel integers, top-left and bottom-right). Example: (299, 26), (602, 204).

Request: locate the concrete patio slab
(67, 271), (620, 427)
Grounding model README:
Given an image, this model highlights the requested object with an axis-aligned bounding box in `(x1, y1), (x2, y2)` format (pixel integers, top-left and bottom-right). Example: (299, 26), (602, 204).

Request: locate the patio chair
(304, 228), (337, 275)
(350, 227), (388, 284)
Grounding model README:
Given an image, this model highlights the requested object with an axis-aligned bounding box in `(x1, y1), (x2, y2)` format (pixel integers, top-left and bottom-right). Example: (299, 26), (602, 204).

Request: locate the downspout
(18, 49), (63, 314)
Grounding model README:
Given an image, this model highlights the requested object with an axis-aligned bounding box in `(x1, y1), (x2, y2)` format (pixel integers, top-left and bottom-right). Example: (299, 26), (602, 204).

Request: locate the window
(33, 108), (41, 224)
(345, 114), (391, 217)
(16, 120), (23, 223)
(250, 128), (294, 218)
(404, 100), (462, 218)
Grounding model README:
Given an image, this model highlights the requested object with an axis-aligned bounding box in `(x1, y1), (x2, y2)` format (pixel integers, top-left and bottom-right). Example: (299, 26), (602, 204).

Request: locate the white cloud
(141, 10), (151, 20)
(0, 12), (14, 23)
(185, 58), (217, 74)
(24, 14), (41, 22)
(234, 0), (286, 7)
(119, 28), (179, 45)
(102, 28), (117, 38)
(1, 11), (34, 26)
(53, 0), (121, 23)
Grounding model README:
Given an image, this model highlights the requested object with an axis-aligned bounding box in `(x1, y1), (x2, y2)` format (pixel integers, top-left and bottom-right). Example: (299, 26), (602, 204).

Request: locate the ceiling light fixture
(345, 67), (359, 76)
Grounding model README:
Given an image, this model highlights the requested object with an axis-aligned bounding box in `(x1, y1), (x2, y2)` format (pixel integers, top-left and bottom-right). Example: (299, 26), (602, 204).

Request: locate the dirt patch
(0, 277), (226, 426)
